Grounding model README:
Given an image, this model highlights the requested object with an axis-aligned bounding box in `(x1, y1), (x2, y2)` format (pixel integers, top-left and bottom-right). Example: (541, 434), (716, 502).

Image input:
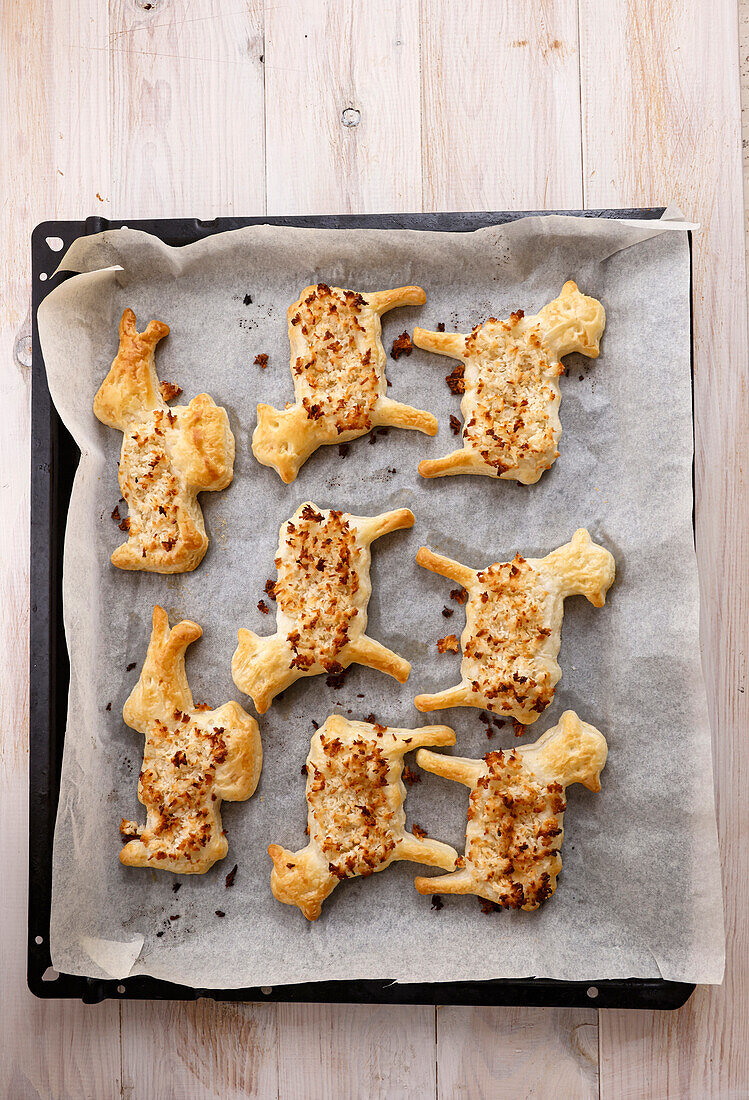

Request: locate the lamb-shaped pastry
(252, 283), (437, 482)
(268, 715), (458, 919)
(414, 710), (607, 910)
(413, 281), (605, 484)
(93, 308), (235, 573)
(233, 501), (415, 714)
(120, 606), (262, 874)
(415, 528), (615, 722)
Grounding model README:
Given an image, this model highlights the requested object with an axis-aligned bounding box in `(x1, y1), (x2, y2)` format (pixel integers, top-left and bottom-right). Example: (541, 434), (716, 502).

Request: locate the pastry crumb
(391, 331), (413, 360)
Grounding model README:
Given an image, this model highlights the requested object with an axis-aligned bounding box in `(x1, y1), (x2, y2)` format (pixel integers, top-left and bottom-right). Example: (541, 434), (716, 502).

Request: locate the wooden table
(2, 2), (748, 1096)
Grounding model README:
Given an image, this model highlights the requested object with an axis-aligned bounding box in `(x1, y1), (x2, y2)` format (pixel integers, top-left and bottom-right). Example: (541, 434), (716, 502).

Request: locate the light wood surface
(1, 1), (747, 1097)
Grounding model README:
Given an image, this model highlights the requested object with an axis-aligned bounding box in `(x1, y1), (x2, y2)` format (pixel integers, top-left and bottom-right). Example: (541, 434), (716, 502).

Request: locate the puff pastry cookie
(93, 308), (235, 573)
(252, 283), (437, 482)
(268, 715), (458, 919)
(120, 606), (262, 874)
(413, 281), (605, 484)
(414, 710), (607, 910)
(232, 502), (415, 713)
(415, 529), (615, 722)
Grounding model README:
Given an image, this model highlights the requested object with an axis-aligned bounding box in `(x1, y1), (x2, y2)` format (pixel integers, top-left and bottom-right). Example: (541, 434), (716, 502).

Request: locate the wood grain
(121, 1000), (279, 1099)
(264, 0), (422, 214)
(109, 0), (266, 218)
(580, 1), (749, 1095)
(436, 1007), (598, 1099)
(0, 2), (122, 1098)
(418, 4), (598, 1097)
(420, 0), (583, 211)
(276, 1003), (436, 1099)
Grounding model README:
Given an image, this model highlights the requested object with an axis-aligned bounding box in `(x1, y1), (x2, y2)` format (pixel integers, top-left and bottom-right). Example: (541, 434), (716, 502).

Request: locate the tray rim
(28, 207), (695, 1009)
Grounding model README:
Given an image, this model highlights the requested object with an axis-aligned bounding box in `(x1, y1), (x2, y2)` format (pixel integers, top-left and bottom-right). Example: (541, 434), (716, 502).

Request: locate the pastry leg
(397, 834), (458, 869)
(373, 399), (438, 435)
(415, 749), (482, 786)
(414, 684), (469, 712)
(344, 636), (411, 682)
(412, 328), (466, 359)
(418, 450), (477, 478)
(414, 868), (474, 895)
(355, 507), (415, 544)
(367, 286), (427, 314)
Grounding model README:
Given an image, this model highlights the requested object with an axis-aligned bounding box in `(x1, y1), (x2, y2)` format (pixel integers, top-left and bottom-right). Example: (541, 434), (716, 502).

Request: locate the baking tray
(28, 209), (694, 1008)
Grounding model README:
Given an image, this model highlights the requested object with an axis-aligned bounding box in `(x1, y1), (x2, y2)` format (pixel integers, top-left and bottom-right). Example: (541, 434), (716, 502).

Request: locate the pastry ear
(268, 844), (335, 921)
(522, 711), (608, 792)
(540, 528), (615, 606)
(123, 606), (199, 727)
(535, 281), (605, 359)
(93, 308), (169, 429)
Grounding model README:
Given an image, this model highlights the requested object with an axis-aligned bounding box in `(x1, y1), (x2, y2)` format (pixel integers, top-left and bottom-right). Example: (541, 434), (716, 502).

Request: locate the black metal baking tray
(29, 209), (694, 1008)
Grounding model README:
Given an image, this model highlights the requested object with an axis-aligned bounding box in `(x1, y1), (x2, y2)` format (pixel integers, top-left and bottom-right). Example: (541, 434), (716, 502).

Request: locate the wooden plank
(580, 1), (749, 1095)
(741, 0), (749, 271)
(264, 9), (438, 1095)
(276, 1003), (436, 1099)
(0, 0), (122, 1097)
(108, 5), (280, 1096)
(120, 1001), (279, 1099)
(264, 0), (422, 214)
(420, 4), (597, 1097)
(108, 0), (265, 218)
(436, 1007), (598, 1100)
(420, 0), (583, 211)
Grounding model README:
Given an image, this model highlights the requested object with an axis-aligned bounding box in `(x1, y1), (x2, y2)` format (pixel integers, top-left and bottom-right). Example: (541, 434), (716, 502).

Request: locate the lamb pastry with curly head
(413, 281), (605, 484)
(415, 528), (615, 723)
(414, 710), (607, 910)
(268, 715), (458, 920)
(252, 283), (437, 482)
(233, 501), (415, 714)
(94, 309), (235, 573)
(120, 606), (262, 874)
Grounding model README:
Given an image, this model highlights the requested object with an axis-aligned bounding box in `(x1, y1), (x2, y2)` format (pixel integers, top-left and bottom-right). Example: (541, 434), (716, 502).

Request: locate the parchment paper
(38, 214), (725, 986)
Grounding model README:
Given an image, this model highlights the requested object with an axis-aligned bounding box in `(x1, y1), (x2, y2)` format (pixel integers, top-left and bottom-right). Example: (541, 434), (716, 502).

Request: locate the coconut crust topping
(466, 750), (566, 909)
(309, 733), (397, 879)
(464, 555), (554, 716)
(291, 284), (381, 433)
(274, 505), (362, 670)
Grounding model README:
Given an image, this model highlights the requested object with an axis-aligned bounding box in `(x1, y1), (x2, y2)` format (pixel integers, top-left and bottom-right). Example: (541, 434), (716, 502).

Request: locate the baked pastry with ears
(120, 606), (261, 874)
(252, 283), (437, 482)
(414, 710), (607, 910)
(415, 529), (615, 722)
(268, 715), (458, 919)
(94, 309), (234, 572)
(413, 281), (605, 484)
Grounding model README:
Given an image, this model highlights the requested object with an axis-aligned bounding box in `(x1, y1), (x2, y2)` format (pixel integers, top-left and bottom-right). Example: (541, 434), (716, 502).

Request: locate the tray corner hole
(41, 966), (59, 982)
(45, 236), (64, 253)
